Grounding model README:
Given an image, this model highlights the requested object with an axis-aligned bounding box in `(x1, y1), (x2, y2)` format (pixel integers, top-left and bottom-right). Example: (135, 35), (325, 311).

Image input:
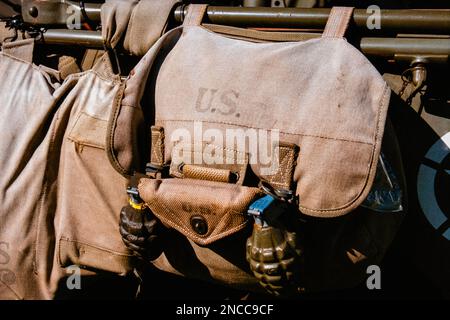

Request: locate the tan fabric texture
(0, 41), (133, 299)
(147, 124), (404, 292)
(105, 5), (401, 292)
(55, 55), (133, 278)
(322, 7), (354, 38)
(182, 4), (208, 27)
(181, 165), (234, 183)
(123, 0), (181, 56)
(203, 24), (320, 43)
(260, 143), (299, 190)
(138, 178), (263, 245)
(58, 55), (81, 80)
(101, 0), (180, 55)
(168, 142), (249, 185)
(101, 0), (138, 49)
(150, 126), (165, 167)
(1, 38), (34, 62)
(0, 40), (60, 299)
(110, 9), (390, 218)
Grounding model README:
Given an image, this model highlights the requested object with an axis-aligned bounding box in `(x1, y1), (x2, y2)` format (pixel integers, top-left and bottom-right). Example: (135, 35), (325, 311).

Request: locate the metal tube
(40, 29), (104, 48)
(38, 29), (450, 61)
(23, 4), (450, 35)
(243, 0), (271, 7)
(21, 0), (101, 25)
(174, 6), (450, 35)
(360, 37), (450, 58)
(70, 1), (101, 22)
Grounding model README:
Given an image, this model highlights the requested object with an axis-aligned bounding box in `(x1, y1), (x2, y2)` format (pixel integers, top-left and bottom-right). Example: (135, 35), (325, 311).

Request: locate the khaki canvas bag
(0, 39), (62, 299)
(109, 5), (406, 294)
(0, 39), (134, 299)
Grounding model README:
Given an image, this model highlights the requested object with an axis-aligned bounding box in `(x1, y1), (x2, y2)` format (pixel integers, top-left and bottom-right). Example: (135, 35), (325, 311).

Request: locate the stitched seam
(147, 196), (248, 245)
(106, 83), (129, 176)
(265, 145), (292, 189)
(0, 278), (22, 299)
(276, 146), (293, 187)
(67, 112), (106, 149)
(59, 237), (133, 257)
(322, 7), (353, 38)
(298, 83), (389, 213)
(171, 144), (248, 182)
(158, 119), (373, 145)
(33, 102), (61, 274)
(151, 129), (164, 165)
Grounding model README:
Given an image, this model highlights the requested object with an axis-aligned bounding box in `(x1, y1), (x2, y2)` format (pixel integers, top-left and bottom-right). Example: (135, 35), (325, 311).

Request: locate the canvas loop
(100, 0), (138, 50)
(183, 4), (208, 27)
(322, 7), (354, 38)
(123, 0), (181, 56)
(101, 0), (181, 55)
(58, 55), (81, 80)
(1, 38), (34, 62)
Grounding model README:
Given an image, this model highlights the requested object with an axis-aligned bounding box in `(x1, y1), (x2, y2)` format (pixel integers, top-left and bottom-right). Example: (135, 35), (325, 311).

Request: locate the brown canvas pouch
(107, 5), (402, 292)
(109, 5), (390, 217)
(137, 130), (296, 246)
(0, 37), (136, 298)
(0, 39), (99, 299)
(0, 39), (59, 299)
(138, 178), (263, 246)
(54, 53), (135, 276)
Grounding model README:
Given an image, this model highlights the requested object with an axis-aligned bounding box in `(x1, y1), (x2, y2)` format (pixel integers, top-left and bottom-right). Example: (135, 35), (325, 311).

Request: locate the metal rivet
(190, 216), (208, 235)
(29, 6), (38, 18)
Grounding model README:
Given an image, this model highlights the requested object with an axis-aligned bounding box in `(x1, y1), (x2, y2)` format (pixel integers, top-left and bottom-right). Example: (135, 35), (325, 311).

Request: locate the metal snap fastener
(29, 6), (38, 18)
(190, 216), (208, 235)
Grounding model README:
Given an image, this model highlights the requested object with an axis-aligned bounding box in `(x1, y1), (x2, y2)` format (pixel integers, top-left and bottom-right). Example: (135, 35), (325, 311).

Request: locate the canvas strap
(101, 0), (180, 55)
(183, 4), (208, 27)
(123, 0), (181, 56)
(101, 0), (138, 49)
(58, 55), (81, 79)
(322, 7), (354, 38)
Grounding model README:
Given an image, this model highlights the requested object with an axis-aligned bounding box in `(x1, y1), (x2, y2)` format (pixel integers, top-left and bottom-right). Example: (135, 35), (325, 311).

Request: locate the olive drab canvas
(0, 0), (448, 301)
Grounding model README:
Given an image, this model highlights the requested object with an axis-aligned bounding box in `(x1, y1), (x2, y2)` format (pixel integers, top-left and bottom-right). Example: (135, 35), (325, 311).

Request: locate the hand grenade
(246, 195), (304, 296)
(119, 186), (163, 261)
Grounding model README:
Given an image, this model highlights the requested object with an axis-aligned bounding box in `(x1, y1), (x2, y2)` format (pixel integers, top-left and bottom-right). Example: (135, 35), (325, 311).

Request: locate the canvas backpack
(109, 5), (405, 295)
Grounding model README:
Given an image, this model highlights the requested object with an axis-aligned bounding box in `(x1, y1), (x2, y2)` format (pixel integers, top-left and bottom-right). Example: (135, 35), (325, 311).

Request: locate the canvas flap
(107, 6), (390, 218)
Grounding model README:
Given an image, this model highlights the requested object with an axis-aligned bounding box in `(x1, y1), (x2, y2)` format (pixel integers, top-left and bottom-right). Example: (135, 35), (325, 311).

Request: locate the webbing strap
(322, 7), (354, 38)
(183, 4), (208, 27)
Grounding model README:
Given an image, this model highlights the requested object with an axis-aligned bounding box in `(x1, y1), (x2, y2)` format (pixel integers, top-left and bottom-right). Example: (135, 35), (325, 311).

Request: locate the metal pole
(361, 37), (450, 58)
(173, 6), (450, 35)
(21, 0), (101, 25)
(39, 29), (450, 62)
(23, 4), (450, 35)
(243, 0), (271, 7)
(40, 29), (104, 48)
